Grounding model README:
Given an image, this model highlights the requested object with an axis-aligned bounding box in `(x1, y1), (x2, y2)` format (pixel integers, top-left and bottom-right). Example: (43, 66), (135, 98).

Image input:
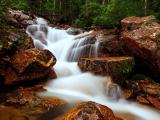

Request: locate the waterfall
(26, 18), (160, 120)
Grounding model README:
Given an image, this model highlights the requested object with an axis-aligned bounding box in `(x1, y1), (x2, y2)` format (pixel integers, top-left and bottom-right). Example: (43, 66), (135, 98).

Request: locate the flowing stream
(26, 18), (160, 120)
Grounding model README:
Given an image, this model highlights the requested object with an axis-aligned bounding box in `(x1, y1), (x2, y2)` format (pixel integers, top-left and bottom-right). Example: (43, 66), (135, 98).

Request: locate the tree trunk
(144, 0), (147, 16)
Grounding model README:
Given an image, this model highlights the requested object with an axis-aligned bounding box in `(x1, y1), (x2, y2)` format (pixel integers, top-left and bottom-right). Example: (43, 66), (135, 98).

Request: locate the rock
(97, 34), (124, 57)
(0, 28), (56, 85)
(66, 27), (83, 35)
(123, 78), (160, 97)
(56, 101), (122, 120)
(6, 86), (65, 108)
(0, 28), (34, 58)
(78, 57), (135, 83)
(136, 96), (150, 104)
(6, 8), (35, 28)
(147, 96), (160, 110)
(0, 48), (56, 84)
(10, 48), (56, 73)
(121, 16), (156, 30)
(68, 30), (124, 61)
(121, 16), (160, 80)
(122, 77), (160, 109)
(0, 86), (65, 120)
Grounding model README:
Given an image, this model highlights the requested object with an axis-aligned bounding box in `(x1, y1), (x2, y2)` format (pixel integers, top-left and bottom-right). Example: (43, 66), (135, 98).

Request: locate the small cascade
(26, 18), (160, 120)
(67, 35), (100, 61)
(104, 77), (122, 100)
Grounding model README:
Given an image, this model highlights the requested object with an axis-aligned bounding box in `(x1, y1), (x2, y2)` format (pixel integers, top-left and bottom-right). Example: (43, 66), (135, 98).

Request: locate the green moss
(119, 60), (135, 77)
(17, 39), (24, 47)
(8, 41), (14, 47)
(0, 42), (3, 49)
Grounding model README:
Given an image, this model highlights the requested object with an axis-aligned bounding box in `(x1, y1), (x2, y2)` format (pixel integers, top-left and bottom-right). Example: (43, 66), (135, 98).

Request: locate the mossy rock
(78, 56), (135, 82)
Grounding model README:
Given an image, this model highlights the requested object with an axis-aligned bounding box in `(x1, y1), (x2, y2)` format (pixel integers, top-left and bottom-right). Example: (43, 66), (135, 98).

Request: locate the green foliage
(75, 0), (145, 27)
(76, 2), (102, 26)
(0, 42), (3, 50)
(1, 0), (160, 28)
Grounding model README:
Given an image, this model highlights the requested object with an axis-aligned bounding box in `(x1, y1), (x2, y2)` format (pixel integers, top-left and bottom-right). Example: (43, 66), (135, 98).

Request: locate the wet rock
(0, 48), (56, 84)
(0, 28), (34, 58)
(0, 105), (30, 120)
(10, 48), (56, 73)
(78, 57), (134, 83)
(123, 78), (160, 97)
(122, 77), (160, 109)
(136, 96), (150, 104)
(0, 86), (65, 120)
(68, 30), (124, 61)
(56, 101), (122, 120)
(147, 96), (160, 110)
(97, 34), (124, 57)
(6, 86), (65, 108)
(66, 27), (83, 35)
(121, 16), (160, 80)
(6, 8), (35, 28)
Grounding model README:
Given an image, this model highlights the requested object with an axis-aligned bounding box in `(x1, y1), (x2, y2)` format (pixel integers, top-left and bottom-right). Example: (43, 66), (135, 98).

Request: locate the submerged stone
(0, 86), (65, 120)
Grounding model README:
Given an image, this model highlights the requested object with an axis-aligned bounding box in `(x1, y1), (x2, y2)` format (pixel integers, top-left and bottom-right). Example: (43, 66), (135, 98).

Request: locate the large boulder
(78, 57), (135, 83)
(121, 16), (160, 80)
(56, 101), (122, 120)
(0, 48), (56, 84)
(0, 28), (56, 85)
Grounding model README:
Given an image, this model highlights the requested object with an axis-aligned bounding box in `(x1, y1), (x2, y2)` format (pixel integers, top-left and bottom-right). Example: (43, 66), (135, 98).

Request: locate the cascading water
(26, 18), (160, 120)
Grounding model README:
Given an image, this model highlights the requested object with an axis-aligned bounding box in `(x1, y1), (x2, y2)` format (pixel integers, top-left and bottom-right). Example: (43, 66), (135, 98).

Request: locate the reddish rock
(0, 28), (34, 58)
(121, 16), (156, 30)
(122, 77), (160, 109)
(10, 48), (56, 73)
(6, 86), (65, 109)
(78, 57), (134, 83)
(0, 48), (56, 84)
(0, 86), (65, 120)
(123, 78), (160, 97)
(56, 101), (122, 120)
(147, 96), (160, 110)
(136, 96), (150, 105)
(121, 16), (160, 80)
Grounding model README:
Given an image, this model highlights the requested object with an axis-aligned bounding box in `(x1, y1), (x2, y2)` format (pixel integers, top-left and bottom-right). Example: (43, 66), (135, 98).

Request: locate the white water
(27, 18), (160, 120)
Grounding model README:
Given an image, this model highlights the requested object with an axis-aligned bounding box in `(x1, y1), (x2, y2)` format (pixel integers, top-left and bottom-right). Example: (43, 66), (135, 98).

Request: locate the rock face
(0, 28), (56, 85)
(78, 57), (134, 83)
(121, 16), (160, 80)
(122, 77), (160, 109)
(56, 101), (122, 120)
(0, 48), (56, 84)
